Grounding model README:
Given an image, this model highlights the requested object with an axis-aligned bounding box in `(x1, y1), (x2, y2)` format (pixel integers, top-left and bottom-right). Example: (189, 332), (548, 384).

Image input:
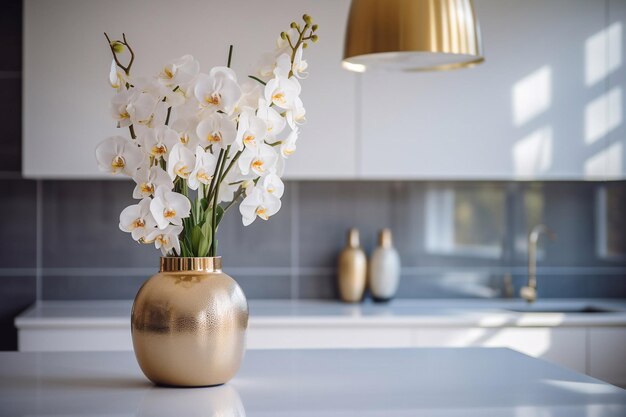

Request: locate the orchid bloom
(132, 165), (173, 199)
(150, 185), (191, 229)
(138, 126), (179, 160)
(127, 91), (160, 126)
(167, 143), (196, 180)
(262, 171), (285, 198)
(234, 80), (263, 114)
(109, 60), (125, 90)
(239, 186), (281, 226)
(110, 91), (133, 127)
(170, 116), (200, 150)
(196, 112), (237, 149)
(286, 97), (306, 130)
(234, 110), (267, 151)
(291, 44), (308, 79)
(265, 73), (301, 110)
(119, 198), (158, 241)
(238, 143), (278, 176)
(280, 128), (298, 158)
(95, 136), (143, 176)
(158, 55), (200, 87)
(194, 67), (242, 115)
(256, 98), (286, 140)
(145, 225), (183, 256)
(188, 146), (218, 190)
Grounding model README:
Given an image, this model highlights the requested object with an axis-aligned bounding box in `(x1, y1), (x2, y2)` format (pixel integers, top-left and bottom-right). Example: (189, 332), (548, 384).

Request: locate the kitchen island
(1, 348), (625, 416)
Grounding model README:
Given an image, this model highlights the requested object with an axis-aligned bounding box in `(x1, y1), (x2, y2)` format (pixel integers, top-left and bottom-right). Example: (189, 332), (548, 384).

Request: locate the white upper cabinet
(23, 0), (356, 179)
(24, 0), (621, 180)
(358, 0), (619, 180)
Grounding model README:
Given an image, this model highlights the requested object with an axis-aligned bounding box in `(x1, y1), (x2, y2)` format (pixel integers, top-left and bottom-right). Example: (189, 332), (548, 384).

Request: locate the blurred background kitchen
(1, 0), (625, 387)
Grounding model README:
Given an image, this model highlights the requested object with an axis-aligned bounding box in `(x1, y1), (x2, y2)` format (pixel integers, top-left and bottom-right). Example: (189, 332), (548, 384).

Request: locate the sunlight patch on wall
(511, 66), (552, 126)
(585, 22), (622, 87)
(584, 87), (623, 144)
(584, 141), (623, 178)
(512, 127), (553, 177)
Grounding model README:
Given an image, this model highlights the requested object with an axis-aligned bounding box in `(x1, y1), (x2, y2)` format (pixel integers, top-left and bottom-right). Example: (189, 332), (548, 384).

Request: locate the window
(425, 186), (505, 258)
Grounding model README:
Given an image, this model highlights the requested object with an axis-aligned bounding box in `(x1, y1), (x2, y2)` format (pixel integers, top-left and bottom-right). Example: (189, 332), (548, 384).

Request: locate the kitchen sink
(507, 305), (618, 314)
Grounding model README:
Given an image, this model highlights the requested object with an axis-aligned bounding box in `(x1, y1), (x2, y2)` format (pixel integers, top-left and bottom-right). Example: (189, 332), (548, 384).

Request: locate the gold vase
(131, 256), (248, 387)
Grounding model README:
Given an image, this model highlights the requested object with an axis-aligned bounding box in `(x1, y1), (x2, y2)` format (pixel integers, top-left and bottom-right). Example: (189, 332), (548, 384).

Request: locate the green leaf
(191, 226), (204, 256)
(200, 198), (209, 211)
(215, 205), (225, 227)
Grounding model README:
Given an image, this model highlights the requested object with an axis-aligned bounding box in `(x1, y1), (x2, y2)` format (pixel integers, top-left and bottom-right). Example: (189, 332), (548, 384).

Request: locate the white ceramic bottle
(368, 228), (401, 302)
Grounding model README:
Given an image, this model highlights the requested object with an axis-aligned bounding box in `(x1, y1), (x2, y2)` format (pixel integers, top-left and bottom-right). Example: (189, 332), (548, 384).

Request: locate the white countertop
(1, 348), (625, 416)
(16, 299), (626, 329)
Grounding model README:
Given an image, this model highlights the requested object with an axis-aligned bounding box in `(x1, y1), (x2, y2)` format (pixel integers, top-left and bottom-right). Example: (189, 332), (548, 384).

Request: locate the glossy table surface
(1, 348), (625, 416)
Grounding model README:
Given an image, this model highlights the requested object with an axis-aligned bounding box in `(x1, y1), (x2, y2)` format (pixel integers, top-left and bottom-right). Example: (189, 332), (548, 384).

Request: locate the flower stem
(210, 147), (229, 256)
(248, 75), (267, 85)
(227, 45), (234, 68)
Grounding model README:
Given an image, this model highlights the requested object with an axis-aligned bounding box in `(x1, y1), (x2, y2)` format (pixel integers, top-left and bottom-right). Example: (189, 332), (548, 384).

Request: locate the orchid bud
(303, 42), (308, 49)
(311, 35), (319, 43)
(290, 22), (299, 29)
(303, 14), (312, 25)
(111, 41), (125, 54)
(280, 31), (287, 40)
(312, 24), (318, 32)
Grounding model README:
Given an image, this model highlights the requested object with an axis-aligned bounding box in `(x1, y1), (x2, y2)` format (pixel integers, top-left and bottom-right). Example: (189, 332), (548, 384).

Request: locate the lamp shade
(342, 0), (484, 72)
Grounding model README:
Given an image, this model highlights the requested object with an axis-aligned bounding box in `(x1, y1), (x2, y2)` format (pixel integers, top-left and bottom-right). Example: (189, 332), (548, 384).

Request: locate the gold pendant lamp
(342, 0), (484, 72)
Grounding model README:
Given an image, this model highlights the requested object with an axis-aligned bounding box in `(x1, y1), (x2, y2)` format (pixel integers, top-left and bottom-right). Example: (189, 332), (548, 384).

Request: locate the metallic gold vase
(131, 257), (248, 387)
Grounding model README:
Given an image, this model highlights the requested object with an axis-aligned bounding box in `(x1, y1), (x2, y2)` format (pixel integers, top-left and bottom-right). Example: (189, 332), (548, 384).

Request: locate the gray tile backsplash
(4, 179), (621, 302)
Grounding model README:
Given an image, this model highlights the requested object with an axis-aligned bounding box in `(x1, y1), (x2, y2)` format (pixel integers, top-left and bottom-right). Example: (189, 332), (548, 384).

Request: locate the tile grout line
(290, 182), (300, 299)
(35, 180), (43, 302)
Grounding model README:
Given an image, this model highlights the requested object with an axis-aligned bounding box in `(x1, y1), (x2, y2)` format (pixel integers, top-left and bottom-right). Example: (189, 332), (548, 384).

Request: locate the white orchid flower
(110, 91), (133, 127)
(239, 186), (281, 226)
(238, 143), (278, 176)
(145, 224), (183, 256)
(188, 146), (218, 190)
(194, 67), (242, 115)
(262, 171), (285, 198)
(280, 128), (299, 158)
(291, 44), (308, 79)
(109, 60), (125, 90)
(132, 165), (173, 199)
(217, 167), (254, 203)
(95, 135), (143, 176)
(167, 142), (196, 180)
(128, 92), (161, 127)
(150, 185), (191, 229)
(158, 55), (200, 87)
(234, 110), (267, 151)
(119, 198), (158, 241)
(196, 112), (237, 149)
(137, 126), (179, 160)
(265, 73), (301, 110)
(256, 98), (286, 139)
(286, 96), (306, 130)
(170, 116), (200, 149)
(234, 80), (262, 114)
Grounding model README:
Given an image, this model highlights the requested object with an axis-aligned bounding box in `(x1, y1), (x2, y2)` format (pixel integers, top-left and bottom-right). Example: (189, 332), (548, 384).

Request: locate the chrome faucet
(520, 224), (555, 303)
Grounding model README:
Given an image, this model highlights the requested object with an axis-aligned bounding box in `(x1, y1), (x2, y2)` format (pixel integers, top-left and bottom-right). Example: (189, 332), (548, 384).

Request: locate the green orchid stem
(227, 45), (234, 68)
(165, 107), (172, 125)
(248, 75), (267, 86)
(210, 147), (229, 256)
(222, 186), (245, 213)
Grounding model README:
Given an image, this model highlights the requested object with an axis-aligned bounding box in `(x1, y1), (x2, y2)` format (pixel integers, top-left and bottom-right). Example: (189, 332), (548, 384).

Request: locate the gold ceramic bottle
(131, 257), (248, 387)
(338, 228), (367, 302)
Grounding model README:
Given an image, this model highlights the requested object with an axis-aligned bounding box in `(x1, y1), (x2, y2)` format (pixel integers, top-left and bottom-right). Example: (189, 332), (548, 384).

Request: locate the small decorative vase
(338, 228), (367, 303)
(131, 257), (248, 387)
(368, 228), (401, 302)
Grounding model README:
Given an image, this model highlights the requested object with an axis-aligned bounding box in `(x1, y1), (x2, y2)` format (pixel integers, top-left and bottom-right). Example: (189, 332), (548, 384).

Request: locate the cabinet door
(607, 0), (626, 179)
(359, 0), (611, 180)
(412, 327), (587, 373)
(588, 328), (626, 387)
(23, 0), (356, 179)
